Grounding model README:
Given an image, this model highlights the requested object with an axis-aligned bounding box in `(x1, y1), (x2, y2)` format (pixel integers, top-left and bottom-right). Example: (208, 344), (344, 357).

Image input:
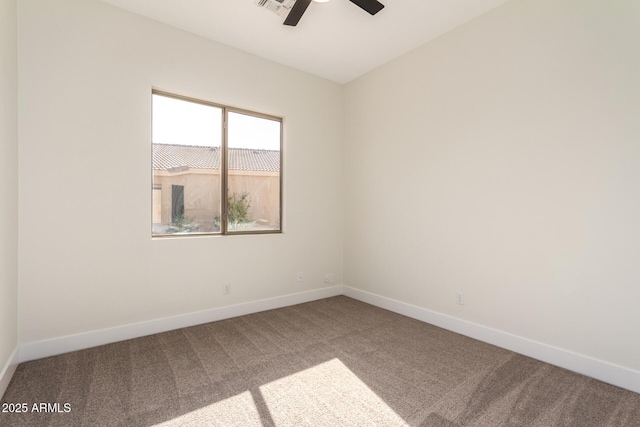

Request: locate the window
(152, 184), (162, 224)
(171, 185), (184, 223)
(152, 91), (282, 236)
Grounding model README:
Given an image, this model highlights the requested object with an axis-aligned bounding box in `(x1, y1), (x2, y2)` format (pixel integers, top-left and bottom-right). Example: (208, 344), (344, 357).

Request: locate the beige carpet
(1, 296), (639, 426)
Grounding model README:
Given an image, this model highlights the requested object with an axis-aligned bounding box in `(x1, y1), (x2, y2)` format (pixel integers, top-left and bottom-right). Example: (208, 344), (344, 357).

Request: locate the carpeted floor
(1, 296), (639, 426)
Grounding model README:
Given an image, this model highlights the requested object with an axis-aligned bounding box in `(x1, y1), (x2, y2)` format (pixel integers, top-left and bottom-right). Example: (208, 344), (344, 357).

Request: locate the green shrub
(214, 192), (252, 229)
(166, 215), (199, 233)
(228, 192), (251, 226)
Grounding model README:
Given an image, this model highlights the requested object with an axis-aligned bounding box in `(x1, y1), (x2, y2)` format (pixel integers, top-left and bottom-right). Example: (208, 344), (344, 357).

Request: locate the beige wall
(154, 171), (221, 232)
(345, 0), (640, 372)
(228, 171), (281, 228)
(17, 0), (639, 384)
(0, 0), (18, 388)
(153, 170), (280, 233)
(18, 0), (344, 344)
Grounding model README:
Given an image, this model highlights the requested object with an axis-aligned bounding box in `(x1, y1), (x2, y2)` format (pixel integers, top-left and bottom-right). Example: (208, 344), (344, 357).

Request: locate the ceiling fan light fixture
(284, 0), (383, 26)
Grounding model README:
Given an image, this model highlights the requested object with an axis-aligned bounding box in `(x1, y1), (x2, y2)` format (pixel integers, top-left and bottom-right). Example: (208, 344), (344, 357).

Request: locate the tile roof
(153, 143), (280, 172)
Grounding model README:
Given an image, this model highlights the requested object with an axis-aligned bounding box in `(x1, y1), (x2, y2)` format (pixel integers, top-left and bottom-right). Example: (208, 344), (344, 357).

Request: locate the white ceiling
(98, 0), (511, 83)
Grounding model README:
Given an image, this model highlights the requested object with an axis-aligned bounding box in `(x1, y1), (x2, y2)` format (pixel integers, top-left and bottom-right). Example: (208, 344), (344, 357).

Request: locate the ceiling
(98, 0), (512, 83)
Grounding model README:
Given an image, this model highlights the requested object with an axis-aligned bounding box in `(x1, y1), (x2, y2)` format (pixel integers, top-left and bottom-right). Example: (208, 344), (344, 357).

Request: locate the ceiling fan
(285, 0), (384, 26)
(256, 0), (384, 27)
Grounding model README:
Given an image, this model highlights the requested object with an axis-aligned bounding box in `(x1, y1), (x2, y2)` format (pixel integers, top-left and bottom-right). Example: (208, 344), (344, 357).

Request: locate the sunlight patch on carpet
(259, 358), (406, 426)
(155, 359), (406, 426)
(157, 391), (262, 427)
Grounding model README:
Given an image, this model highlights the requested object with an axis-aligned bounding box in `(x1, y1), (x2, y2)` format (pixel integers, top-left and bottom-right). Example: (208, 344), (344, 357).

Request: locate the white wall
(0, 0), (19, 395)
(17, 0), (343, 344)
(345, 0), (640, 372)
(15, 0), (640, 389)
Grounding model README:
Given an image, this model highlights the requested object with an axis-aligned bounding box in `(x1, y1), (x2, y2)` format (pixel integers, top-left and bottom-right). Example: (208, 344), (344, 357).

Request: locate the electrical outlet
(224, 284), (231, 295)
(297, 272), (304, 282)
(324, 273), (334, 284)
(456, 292), (464, 305)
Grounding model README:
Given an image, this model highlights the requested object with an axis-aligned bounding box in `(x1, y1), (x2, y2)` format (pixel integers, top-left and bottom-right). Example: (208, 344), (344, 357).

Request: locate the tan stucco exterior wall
(153, 169), (279, 233)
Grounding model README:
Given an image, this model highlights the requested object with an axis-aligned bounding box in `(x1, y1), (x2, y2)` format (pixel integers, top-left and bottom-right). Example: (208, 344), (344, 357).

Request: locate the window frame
(152, 89), (284, 238)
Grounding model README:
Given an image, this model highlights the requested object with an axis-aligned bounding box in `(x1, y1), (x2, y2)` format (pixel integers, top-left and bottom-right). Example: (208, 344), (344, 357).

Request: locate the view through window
(152, 92), (282, 236)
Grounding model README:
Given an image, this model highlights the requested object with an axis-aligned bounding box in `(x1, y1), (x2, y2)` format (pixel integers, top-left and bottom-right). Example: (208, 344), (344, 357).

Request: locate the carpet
(1, 296), (639, 426)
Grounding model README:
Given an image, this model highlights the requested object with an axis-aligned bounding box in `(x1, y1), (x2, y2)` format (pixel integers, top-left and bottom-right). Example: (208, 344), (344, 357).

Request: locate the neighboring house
(152, 143), (280, 233)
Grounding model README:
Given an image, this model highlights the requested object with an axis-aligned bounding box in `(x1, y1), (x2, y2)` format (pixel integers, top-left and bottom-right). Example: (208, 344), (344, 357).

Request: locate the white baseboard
(20, 285), (344, 363)
(343, 286), (640, 395)
(16, 284), (640, 396)
(0, 346), (19, 400)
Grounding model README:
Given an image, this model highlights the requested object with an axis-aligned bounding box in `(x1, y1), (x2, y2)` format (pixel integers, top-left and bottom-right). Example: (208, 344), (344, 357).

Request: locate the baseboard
(0, 346), (19, 400)
(20, 285), (344, 363)
(18, 284), (640, 395)
(343, 286), (640, 394)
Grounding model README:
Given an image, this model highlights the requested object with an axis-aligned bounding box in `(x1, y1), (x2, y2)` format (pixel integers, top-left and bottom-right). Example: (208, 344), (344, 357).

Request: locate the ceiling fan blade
(349, 0), (384, 15)
(283, 0), (313, 26)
